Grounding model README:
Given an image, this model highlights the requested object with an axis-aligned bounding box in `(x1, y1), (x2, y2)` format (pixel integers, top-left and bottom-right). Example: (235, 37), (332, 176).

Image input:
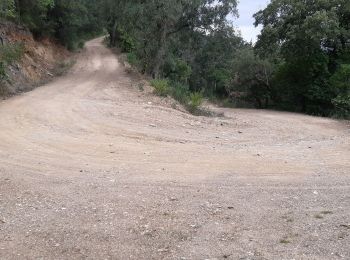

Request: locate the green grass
(169, 81), (189, 104)
(150, 79), (169, 97)
(188, 92), (203, 112)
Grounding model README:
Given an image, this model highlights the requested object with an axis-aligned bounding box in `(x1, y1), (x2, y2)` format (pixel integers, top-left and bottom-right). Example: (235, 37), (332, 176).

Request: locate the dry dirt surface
(0, 38), (349, 260)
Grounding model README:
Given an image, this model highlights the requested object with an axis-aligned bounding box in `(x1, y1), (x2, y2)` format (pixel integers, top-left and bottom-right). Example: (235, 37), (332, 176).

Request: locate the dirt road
(0, 38), (349, 259)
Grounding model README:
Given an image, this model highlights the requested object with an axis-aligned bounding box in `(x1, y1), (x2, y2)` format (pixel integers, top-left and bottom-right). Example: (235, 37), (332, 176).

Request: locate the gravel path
(0, 38), (349, 260)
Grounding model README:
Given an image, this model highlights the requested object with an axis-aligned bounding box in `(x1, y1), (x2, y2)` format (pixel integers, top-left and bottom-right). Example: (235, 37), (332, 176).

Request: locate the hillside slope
(0, 38), (349, 259)
(0, 21), (69, 96)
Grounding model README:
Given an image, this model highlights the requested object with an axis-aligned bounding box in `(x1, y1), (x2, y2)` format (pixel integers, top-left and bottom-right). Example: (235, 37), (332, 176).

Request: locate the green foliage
(228, 48), (274, 108)
(0, 43), (24, 90)
(0, 0), (16, 19)
(253, 0), (350, 117)
(77, 41), (85, 49)
(330, 64), (350, 118)
(117, 28), (135, 53)
(150, 79), (169, 97)
(331, 64), (350, 92)
(188, 92), (203, 112)
(127, 52), (138, 67)
(4, 0), (105, 49)
(17, 0), (55, 36)
(169, 81), (190, 104)
(0, 62), (7, 80)
(165, 58), (192, 84)
(1, 0), (348, 118)
(332, 94), (350, 119)
(0, 43), (25, 64)
(104, 0), (239, 78)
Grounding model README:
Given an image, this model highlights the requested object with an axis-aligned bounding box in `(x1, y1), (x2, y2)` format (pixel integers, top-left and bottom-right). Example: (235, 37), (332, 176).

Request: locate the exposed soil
(0, 21), (70, 96)
(0, 38), (349, 260)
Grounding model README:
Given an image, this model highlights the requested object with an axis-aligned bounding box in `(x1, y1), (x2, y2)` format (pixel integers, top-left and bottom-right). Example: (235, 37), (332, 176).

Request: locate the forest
(1, 0), (349, 118)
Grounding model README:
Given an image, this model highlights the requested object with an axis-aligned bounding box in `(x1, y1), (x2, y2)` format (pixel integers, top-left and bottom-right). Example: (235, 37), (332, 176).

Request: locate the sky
(232, 0), (270, 43)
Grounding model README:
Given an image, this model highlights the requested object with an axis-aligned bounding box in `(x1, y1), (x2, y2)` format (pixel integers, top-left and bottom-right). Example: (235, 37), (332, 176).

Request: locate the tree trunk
(152, 24), (167, 79)
(109, 20), (118, 47)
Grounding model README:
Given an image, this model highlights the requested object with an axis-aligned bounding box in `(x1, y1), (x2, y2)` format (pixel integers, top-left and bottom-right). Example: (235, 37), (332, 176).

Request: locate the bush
(0, 0), (17, 20)
(0, 43), (25, 64)
(188, 92), (203, 112)
(169, 81), (190, 104)
(78, 41), (85, 49)
(0, 43), (24, 86)
(118, 27), (135, 53)
(330, 64), (350, 118)
(150, 79), (169, 96)
(332, 94), (350, 119)
(127, 52), (139, 66)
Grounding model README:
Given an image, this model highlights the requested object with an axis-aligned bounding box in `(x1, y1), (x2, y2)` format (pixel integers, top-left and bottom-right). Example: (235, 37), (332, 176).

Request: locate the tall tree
(254, 0), (350, 114)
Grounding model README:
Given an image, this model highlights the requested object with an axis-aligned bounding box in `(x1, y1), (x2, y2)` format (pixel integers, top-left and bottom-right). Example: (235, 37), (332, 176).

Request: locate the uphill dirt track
(0, 38), (349, 260)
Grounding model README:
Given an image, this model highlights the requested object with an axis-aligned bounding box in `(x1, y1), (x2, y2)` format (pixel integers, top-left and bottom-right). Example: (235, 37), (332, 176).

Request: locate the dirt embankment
(0, 21), (70, 96)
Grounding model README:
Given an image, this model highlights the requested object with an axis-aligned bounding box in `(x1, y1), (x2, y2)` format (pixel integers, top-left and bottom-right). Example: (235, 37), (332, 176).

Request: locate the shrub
(0, 0), (17, 20)
(0, 43), (24, 87)
(0, 43), (25, 64)
(330, 64), (350, 119)
(150, 79), (169, 96)
(118, 27), (135, 53)
(169, 81), (189, 104)
(78, 41), (85, 49)
(332, 94), (350, 119)
(188, 92), (203, 112)
(127, 52), (139, 66)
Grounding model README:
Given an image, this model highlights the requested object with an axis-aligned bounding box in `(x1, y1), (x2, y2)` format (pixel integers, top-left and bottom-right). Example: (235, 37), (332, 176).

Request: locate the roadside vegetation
(0, 43), (24, 93)
(0, 0), (349, 118)
(103, 0), (350, 119)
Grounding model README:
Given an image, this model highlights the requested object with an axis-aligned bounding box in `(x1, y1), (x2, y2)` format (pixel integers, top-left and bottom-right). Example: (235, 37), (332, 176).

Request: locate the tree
(102, 0), (239, 78)
(228, 48), (274, 108)
(330, 64), (350, 118)
(254, 0), (350, 115)
(0, 0), (16, 19)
